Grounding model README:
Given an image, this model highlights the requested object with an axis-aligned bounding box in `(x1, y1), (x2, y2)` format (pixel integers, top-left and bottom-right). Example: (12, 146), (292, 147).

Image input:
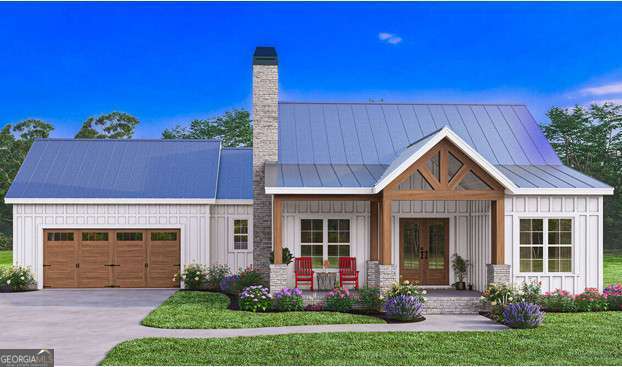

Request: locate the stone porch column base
(378, 264), (398, 294)
(486, 264), (511, 285)
(366, 261), (380, 288)
(269, 264), (288, 294)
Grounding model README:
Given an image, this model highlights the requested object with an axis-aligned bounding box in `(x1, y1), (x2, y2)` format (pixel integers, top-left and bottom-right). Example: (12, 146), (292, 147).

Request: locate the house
(5, 47), (613, 293)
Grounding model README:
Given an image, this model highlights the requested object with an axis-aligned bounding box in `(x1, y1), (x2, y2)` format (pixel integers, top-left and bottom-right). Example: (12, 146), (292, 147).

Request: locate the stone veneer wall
(269, 264), (288, 294)
(366, 261), (379, 288)
(486, 264), (511, 285)
(252, 60), (279, 282)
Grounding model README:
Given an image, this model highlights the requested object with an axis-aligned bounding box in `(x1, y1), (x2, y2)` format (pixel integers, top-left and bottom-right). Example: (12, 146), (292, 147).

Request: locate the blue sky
(1, 2), (622, 138)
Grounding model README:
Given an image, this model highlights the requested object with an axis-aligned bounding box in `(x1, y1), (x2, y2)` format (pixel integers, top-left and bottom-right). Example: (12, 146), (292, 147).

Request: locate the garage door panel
(78, 231), (113, 288)
(43, 231), (78, 288)
(147, 230), (180, 288)
(114, 231), (147, 288)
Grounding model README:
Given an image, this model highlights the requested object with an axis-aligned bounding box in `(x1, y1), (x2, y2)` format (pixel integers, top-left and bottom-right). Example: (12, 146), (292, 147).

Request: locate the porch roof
(266, 127), (613, 196)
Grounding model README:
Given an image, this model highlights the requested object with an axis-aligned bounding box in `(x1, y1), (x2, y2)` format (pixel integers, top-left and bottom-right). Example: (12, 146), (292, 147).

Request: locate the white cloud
(378, 32), (402, 45)
(589, 98), (622, 105)
(580, 82), (622, 96)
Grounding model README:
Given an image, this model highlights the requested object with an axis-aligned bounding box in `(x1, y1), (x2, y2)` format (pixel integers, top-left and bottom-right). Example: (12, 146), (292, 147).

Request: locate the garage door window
(82, 232), (109, 241)
(151, 232), (177, 241)
(47, 232), (74, 241)
(116, 232), (143, 241)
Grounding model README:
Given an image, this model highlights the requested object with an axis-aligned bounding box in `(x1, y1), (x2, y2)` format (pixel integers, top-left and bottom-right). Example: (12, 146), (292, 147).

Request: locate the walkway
(0, 289), (506, 366)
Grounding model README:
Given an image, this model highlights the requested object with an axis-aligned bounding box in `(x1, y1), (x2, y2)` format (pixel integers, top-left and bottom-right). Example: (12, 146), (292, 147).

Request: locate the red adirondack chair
(294, 257), (314, 290)
(339, 257), (359, 289)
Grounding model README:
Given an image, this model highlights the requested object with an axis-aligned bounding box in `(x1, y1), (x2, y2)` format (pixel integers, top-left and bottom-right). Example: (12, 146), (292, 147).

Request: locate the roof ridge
(279, 101), (528, 107)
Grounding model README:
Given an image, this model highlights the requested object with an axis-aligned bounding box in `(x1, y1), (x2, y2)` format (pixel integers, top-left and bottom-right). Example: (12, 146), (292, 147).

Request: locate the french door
(399, 218), (449, 285)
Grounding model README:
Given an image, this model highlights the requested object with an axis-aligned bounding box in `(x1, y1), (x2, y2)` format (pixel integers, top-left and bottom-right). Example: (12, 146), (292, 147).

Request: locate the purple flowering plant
(324, 287), (354, 312)
(239, 285), (273, 312)
(219, 274), (241, 295)
(274, 287), (304, 311)
(502, 302), (544, 329)
(384, 295), (425, 321)
(604, 283), (622, 311)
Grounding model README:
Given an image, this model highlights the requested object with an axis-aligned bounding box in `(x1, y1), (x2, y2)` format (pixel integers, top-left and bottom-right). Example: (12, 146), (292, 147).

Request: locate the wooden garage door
(43, 229), (180, 288)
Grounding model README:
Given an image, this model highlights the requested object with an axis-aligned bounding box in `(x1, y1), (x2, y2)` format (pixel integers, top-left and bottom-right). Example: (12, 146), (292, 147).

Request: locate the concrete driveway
(0, 289), (176, 366)
(0, 289), (506, 366)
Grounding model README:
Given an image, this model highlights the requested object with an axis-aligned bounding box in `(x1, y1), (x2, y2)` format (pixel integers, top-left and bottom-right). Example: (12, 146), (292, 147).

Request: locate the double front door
(399, 218), (449, 285)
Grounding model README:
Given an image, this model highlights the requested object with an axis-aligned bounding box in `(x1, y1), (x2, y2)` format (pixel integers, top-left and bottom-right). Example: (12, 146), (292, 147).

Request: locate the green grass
(103, 312), (622, 365)
(141, 291), (384, 329)
(604, 250), (622, 285)
(0, 250), (11, 267)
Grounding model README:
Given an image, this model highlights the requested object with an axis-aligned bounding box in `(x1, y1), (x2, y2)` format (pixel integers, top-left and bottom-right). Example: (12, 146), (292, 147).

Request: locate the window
(82, 232), (109, 241)
(301, 218), (351, 268)
(301, 219), (323, 268)
(519, 218), (572, 273)
(328, 219), (350, 268)
(233, 220), (248, 250)
(548, 219), (572, 272)
(151, 232), (177, 241)
(116, 232), (143, 241)
(47, 232), (74, 241)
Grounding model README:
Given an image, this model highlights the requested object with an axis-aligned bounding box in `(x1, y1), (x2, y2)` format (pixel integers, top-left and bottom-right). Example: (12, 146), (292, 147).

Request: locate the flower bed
(0, 265), (36, 292)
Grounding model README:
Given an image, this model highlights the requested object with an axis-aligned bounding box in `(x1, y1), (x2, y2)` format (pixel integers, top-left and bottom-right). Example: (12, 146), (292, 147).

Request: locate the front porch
(269, 135), (512, 295)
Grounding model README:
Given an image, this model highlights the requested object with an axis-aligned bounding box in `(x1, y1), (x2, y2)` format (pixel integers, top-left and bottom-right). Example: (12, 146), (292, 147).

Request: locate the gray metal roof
(496, 165), (611, 189)
(278, 102), (561, 165)
(5, 139), (251, 200)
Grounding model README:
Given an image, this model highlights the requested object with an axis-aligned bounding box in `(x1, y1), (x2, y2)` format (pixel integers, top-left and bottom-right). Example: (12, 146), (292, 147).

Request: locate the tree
(542, 103), (622, 249)
(162, 109), (252, 147)
(75, 112), (139, 139)
(0, 119), (54, 243)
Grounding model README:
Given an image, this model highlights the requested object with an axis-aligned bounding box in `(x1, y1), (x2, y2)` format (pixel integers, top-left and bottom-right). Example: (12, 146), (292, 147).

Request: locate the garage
(43, 229), (180, 288)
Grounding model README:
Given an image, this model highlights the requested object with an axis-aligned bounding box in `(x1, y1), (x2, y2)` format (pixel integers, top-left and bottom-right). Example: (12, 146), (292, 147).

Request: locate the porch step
(423, 296), (482, 315)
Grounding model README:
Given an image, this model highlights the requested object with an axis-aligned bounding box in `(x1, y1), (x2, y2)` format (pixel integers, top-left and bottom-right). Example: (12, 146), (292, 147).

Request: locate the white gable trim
(372, 126), (519, 194)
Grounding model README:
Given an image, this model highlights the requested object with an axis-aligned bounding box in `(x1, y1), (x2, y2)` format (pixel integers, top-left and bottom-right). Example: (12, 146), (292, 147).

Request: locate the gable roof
(266, 124), (613, 195)
(5, 139), (253, 203)
(278, 102), (561, 165)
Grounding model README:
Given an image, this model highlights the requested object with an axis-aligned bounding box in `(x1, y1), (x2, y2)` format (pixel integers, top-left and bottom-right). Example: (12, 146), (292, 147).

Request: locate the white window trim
(298, 215), (353, 271)
(229, 216), (253, 253)
(516, 216), (574, 275)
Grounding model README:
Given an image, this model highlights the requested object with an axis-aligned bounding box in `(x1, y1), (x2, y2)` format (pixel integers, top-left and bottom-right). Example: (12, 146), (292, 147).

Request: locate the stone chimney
(252, 46), (278, 281)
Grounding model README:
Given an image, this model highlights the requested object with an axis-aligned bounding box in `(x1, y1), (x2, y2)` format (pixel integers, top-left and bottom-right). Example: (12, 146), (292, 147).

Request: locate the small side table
(316, 272), (337, 290)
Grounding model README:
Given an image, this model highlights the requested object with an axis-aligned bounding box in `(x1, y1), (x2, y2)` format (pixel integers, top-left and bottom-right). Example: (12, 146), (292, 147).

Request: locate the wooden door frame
(398, 217), (450, 285)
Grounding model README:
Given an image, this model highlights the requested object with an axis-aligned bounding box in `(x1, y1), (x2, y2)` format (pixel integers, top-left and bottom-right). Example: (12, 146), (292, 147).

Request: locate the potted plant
(269, 247), (294, 265)
(451, 254), (469, 290)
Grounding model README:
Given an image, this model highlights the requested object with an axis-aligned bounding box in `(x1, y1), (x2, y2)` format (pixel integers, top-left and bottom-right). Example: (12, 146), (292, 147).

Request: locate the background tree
(162, 109), (252, 147)
(0, 119), (54, 248)
(75, 112), (139, 139)
(542, 103), (622, 249)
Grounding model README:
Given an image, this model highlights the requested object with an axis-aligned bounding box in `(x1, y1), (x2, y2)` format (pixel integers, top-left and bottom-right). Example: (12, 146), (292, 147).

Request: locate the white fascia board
(3, 198), (218, 204)
(508, 187), (614, 196)
(214, 199), (253, 205)
(372, 127), (520, 194)
(265, 187), (374, 195)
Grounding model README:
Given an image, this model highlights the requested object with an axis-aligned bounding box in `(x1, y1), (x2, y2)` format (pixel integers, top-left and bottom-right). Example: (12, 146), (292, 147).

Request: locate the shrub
(386, 281), (426, 302)
(239, 285), (272, 312)
(520, 281), (542, 304)
(0, 265), (36, 291)
(324, 287), (354, 312)
(176, 263), (207, 290)
(270, 248), (294, 265)
(575, 288), (608, 312)
(203, 264), (230, 291)
(502, 302), (544, 329)
(604, 284), (622, 311)
(480, 283), (517, 319)
(274, 287), (304, 311)
(0, 232), (12, 250)
(238, 266), (264, 289)
(357, 286), (384, 313)
(541, 289), (576, 312)
(219, 274), (241, 294)
(384, 295), (424, 321)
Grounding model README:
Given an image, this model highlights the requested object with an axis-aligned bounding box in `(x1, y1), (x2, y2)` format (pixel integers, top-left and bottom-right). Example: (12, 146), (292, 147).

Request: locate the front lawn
(104, 312), (622, 365)
(0, 250), (11, 267)
(141, 291), (383, 329)
(604, 249), (622, 285)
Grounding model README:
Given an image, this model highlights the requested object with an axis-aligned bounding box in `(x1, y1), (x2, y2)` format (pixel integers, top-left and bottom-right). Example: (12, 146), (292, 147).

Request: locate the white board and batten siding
(209, 205), (253, 272)
(12, 203), (253, 288)
(506, 195), (604, 293)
